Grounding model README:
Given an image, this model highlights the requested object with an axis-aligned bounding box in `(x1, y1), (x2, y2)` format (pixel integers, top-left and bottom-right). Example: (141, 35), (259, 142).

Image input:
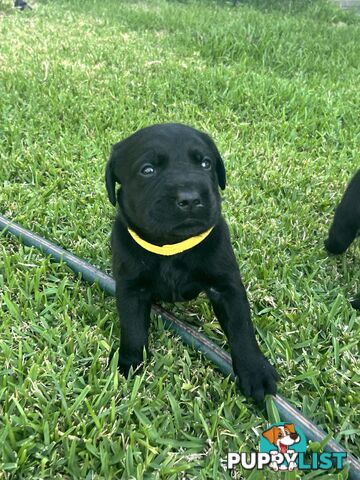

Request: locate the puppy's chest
(152, 258), (201, 302)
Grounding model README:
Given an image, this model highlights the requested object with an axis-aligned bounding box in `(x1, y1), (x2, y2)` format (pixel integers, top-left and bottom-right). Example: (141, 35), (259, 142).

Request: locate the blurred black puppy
(14, 0), (32, 10)
(106, 123), (278, 401)
(325, 169), (360, 309)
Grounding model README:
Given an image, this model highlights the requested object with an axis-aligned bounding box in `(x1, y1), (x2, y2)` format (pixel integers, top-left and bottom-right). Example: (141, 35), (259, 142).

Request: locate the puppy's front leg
(207, 279), (278, 402)
(115, 285), (152, 377)
(325, 169), (360, 254)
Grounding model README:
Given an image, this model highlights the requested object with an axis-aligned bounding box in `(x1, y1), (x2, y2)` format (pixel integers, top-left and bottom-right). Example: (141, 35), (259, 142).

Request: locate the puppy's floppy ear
(262, 427), (277, 445)
(285, 424), (296, 434)
(105, 158), (116, 206)
(215, 149), (226, 191)
(105, 142), (124, 206)
(200, 131), (226, 190)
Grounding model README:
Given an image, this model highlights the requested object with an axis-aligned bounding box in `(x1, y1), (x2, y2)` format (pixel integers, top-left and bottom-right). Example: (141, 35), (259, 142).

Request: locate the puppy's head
(105, 123), (226, 243)
(262, 424), (300, 452)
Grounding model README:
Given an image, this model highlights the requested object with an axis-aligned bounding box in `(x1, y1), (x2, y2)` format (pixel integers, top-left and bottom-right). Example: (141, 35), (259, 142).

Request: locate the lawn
(0, 0), (359, 478)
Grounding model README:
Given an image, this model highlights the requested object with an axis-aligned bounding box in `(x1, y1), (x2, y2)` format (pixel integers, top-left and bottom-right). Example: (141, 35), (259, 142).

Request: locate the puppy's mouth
(177, 218), (204, 227)
(172, 218), (207, 231)
(279, 442), (288, 454)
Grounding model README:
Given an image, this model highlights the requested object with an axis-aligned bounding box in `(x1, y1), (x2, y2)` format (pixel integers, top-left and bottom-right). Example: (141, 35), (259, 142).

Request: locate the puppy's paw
(324, 238), (345, 255)
(118, 357), (143, 378)
(350, 298), (360, 310)
(234, 354), (279, 403)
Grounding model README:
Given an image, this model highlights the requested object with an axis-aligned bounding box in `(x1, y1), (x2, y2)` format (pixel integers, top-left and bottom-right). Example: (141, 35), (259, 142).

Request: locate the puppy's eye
(278, 433), (283, 438)
(200, 158), (211, 170)
(140, 165), (155, 176)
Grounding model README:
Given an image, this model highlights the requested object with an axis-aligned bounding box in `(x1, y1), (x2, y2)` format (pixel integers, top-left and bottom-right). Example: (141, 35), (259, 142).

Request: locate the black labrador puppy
(325, 169), (360, 309)
(14, 0), (32, 10)
(106, 123), (278, 401)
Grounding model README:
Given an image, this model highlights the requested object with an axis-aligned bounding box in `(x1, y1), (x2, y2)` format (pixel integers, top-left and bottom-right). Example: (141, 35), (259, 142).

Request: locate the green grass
(0, 0), (359, 477)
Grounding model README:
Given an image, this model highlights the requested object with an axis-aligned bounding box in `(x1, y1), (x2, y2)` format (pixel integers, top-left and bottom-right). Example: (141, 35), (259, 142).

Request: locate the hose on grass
(1, 214), (359, 479)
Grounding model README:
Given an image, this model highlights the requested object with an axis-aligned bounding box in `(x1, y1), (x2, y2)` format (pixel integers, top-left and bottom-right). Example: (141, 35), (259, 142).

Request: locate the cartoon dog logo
(262, 423), (300, 471)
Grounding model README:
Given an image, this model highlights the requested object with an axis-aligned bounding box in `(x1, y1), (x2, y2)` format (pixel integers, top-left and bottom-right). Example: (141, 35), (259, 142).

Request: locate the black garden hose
(1, 214), (359, 479)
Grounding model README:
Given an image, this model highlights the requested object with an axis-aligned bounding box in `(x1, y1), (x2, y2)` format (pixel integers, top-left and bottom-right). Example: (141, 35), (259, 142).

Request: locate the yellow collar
(127, 226), (214, 256)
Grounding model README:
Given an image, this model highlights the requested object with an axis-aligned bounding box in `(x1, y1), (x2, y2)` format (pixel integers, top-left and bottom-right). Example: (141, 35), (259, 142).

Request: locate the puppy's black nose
(176, 191), (202, 210)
